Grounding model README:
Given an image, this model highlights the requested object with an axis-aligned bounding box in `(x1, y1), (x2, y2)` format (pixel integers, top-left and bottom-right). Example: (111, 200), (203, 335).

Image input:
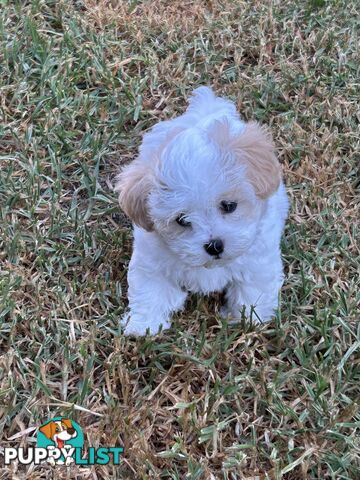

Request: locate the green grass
(0, 0), (359, 478)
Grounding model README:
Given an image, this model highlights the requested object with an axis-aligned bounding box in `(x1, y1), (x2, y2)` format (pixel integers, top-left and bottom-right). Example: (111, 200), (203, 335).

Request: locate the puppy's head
(115, 118), (281, 268)
(39, 419), (77, 442)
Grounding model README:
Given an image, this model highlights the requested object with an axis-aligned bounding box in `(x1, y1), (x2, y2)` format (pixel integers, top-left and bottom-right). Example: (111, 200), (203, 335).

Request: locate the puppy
(39, 418), (77, 465)
(39, 418), (77, 449)
(115, 87), (289, 336)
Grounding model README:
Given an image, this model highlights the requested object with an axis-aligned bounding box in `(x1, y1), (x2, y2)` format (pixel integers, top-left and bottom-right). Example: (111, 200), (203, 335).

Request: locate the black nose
(204, 239), (224, 256)
(67, 427), (75, 435)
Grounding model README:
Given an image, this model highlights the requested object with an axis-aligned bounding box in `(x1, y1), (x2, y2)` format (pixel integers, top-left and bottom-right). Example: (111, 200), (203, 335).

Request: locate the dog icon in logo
(38, 418), (81, 466)
(39, 418), (77, 449)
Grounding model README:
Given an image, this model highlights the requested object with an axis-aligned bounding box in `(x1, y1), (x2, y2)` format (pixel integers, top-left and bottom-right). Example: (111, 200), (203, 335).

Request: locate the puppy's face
(148, 133), (262, 268)
(116, 120), (281, 268)
(39, 419), (77, 443)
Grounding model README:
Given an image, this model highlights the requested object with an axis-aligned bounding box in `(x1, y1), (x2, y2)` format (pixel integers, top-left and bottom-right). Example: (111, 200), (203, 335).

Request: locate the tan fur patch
(39, 421), (56, 440)
(210, 119), (281, 199)
(62, 419), (73, 430)
(231, 122), (281, 199)
(115, 157), (156, 232)
(115, 127), (185, 231)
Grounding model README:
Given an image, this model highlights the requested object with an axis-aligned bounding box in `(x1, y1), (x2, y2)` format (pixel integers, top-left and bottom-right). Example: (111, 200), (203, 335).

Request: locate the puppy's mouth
(203, 256), (228, 268)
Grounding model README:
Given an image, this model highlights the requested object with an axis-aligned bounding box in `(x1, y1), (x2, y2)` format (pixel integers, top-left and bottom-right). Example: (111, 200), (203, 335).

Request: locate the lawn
(0, 0), (359, 478)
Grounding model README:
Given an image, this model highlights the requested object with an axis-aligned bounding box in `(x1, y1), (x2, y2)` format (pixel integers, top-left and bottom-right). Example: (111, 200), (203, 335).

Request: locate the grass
(0, 0), (359, 478)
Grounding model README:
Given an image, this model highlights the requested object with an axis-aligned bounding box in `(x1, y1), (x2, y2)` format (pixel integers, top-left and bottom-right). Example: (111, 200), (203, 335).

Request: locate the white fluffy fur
(115, 87), (289, 336)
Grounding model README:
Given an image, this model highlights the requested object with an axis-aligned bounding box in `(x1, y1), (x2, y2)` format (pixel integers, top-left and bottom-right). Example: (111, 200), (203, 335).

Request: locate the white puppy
(115, 87), (289, 336)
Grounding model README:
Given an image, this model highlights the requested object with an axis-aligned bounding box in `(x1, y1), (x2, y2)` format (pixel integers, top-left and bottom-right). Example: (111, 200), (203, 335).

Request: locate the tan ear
(114, 158), (155, 232)
(39, 421), (56, 440)
(231, 121), (281, 199)
(62, 419), (72, 429)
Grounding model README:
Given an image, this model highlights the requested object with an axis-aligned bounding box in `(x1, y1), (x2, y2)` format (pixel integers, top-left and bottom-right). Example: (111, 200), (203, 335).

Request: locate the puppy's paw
(47, 457), (56, 467)
(220, 304), (273, 324)
(219, 304), (242, 321)
(219, 305), (230, 319)
(121, 311), (170, 336)
(65, 456), (74, 466)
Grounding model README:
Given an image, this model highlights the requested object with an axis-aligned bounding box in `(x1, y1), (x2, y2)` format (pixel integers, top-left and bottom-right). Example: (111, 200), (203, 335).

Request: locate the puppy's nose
(204, 239), (224, 256)
(67, 427), (75, 435)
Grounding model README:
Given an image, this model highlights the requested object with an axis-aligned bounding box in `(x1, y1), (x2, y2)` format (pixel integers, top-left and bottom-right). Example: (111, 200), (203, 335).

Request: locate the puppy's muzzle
(204, 239), (224, 257)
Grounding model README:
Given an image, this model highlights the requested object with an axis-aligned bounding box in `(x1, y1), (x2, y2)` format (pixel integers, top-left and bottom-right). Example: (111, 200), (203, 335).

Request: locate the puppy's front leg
(122, 262), (187, 336)
(222, 272), (284, 324)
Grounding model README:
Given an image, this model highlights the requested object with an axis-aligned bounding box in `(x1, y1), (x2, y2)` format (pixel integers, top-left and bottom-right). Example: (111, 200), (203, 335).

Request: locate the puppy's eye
(220, 201), (237, 213)
(176, 214), (191, 227)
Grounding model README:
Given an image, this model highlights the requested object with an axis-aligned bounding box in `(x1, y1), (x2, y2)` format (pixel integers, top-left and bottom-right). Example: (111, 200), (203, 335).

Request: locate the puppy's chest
(177, 266), (236, 294)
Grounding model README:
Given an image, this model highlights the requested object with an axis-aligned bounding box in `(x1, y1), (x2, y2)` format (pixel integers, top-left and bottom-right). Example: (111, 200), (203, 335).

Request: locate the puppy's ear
(39, 422), (56, 440)
(211, 119), (281, 199)
(62, 419), (72, 429)
(114, 158), (155, 231)
(231, 121), (281, 199)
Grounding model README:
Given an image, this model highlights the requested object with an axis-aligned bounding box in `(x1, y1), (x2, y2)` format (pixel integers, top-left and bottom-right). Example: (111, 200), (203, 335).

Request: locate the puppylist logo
(4, 417), (124, 466)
